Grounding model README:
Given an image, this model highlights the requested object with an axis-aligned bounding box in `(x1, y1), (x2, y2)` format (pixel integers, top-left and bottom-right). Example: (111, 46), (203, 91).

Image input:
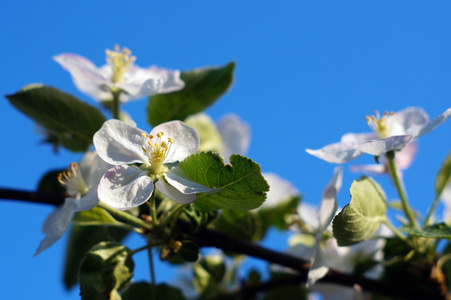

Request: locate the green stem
(383, 219), (407, 241)
(386, 151), (418, 228)
(424, 194), (442, 226)
(130, 242), (164, 255)
(160, 204), (188, 231)
(148, 246), (157, 299)
(98, 202), (151, 230)
(111, 90), (121, 119)
(149, 192), (158, 230)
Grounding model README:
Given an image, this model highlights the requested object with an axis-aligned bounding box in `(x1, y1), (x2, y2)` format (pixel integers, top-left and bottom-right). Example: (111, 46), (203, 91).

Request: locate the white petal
(164, 167), (218, 194)
(307, 247), (329, 287)
(94, 119), (148, 165)
(79, 150), (113, 188)
(262, 172), (299, 208)
(150, 121), (199, 163)
(306, 142), (362, 164)
(217, 114), (251, 164)
(98, 165), (154, 210)
(406, 107), (451, 140)
(155, 179), (196, 204)
(34, 200), (76, 255)
(358, 135), (411, 156)
(53, 54), (112, 101)
(350, 164), (386, 174)
(318, 166), (342, 232)
(340, 132), (376, 145)
(391, 107), (429, 135)
(394, 142), (417, 170)
(74, 188), (99, 212)
(298, 202), (320, 229)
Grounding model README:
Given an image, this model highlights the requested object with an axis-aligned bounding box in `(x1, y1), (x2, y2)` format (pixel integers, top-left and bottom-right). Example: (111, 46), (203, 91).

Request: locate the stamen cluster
(141, 131), (173, 176)
(57, 163), (89, 196)
(105, 44), (136, 84)
(366, 111), (394, 138)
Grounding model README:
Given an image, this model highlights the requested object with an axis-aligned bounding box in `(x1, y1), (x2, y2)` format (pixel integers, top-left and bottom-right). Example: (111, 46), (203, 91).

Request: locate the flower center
(58, 163), (90, 197)
(366, 111), (394, 138)
(141, 131), (173, 178)
(105, 45), (136, 84)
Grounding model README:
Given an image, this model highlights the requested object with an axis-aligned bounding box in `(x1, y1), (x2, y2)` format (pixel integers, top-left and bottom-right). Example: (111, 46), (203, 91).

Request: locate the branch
(0, 188), (446, 299)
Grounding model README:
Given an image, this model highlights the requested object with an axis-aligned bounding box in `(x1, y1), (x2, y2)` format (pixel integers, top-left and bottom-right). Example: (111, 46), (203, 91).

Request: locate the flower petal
(150, 121), (199, 163)
(155, 179), (196, 204)
(94, 119), (148, 166)
(406, 107), (451, 140)
(164, 167), (219, 194)
(262, 173), (299, 208)
(53, 54), (113, 101)
(358, 135), (411, 156)
(391, 107), (429, 135)
(318, 166), (342, 232)
(34, 199), (76, 255)
(98, 165), (154, 210)
(306, 142), (362, 164)
(217, 114), (251, 164)
(74, 188), (99, 212)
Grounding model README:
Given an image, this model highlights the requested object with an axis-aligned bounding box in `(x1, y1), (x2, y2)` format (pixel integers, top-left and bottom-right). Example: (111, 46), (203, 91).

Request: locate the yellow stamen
(140, 131), (174, 177)
(105, 44), (136, 84)
(366, 111), (394, 138)
(58, 163), (89, 196)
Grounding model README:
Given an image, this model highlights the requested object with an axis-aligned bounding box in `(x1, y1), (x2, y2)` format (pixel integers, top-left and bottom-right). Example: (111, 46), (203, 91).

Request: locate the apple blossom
(93, 119), (217, 210)
(34, 151), (111, 255)
(306, 107), (451, 163)
(54, 45), (184, 103)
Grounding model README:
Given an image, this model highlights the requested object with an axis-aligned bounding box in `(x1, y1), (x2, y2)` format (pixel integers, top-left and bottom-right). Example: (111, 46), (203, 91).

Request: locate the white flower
(306, 107), (451, 163)
(34, 151), (111, 255)
(93, 119), (216, 210)
(260, 173), (299, 208)
(54, 45), (184, 102)
(185, 113), (251, 164)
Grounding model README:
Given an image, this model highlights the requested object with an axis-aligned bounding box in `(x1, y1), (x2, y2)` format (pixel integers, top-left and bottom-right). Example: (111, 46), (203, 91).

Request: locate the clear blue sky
(1, 1), (451, 299)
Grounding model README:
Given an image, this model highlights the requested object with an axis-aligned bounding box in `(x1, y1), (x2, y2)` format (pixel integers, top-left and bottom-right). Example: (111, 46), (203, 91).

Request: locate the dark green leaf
(179, 240), (200, 262)
(6, 85), (105, 152)
(147, 62), (235, 126)
(179, 152), (269, 212)
(436, 151), (451, 198)
(400, 223), (451, 239)
(64, 225), (130, 289)
(73, 207), (127, 227)
(37, 169), (65, 193)
(79, 241), (134, 300)
(333, 176), (387, 246)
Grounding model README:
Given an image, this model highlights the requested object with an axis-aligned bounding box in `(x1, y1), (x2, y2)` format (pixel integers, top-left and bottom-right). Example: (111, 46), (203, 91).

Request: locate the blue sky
(1, 1), (451, 299)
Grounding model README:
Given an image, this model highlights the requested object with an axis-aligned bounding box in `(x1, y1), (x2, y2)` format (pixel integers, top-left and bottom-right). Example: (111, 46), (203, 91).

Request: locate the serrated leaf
(64, 226), (130, 289)
(400, 223), (451, 239)
(179, 152), (269, 212)
(436, 151), (451, 198)
(147, 62), (235, 126)
(333, 176), (387, 246)
(6, 85), (105, 152)
(73, 207), (126, 226)
(79, 241), (134, 300)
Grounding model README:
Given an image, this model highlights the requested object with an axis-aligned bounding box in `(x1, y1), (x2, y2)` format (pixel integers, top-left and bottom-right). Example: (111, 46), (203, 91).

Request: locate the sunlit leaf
(179, 152), (269, 212)
(400, 223), (451, 239)
(333, 176), (387, 246)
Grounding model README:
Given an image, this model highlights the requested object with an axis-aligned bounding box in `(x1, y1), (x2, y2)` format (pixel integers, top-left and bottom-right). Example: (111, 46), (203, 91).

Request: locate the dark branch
(0, 188), (446, 300)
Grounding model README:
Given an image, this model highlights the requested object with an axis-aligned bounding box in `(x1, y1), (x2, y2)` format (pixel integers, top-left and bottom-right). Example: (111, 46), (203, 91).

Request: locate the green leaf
(179, 240), (200, 262)
(436, 151), (451, 198)
(6, 84), (105, 152)
(179, 152), (269, 212)
(332, 176), (387, 246)
(79, 241), (134, 300)
(73, 207), (126, 227)
(147, 62), (235, 126)
(37, 169), (65, 193)
(400, 223), (451, 239)
(122, 282), (186, 300)
(64, 226), (130, 289)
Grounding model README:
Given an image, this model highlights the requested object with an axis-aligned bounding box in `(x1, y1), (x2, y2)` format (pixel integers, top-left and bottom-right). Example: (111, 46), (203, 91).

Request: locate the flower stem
(148, 245), (157, 299)
(149, 192), (158, 230)
(383, 219), (407, 241)
(385, 151), (418, 228)
(111, 90), (121, 119)
(424, 194), (442, 226)
(160, 204), (188, 231)
(98, 202), (152, 230)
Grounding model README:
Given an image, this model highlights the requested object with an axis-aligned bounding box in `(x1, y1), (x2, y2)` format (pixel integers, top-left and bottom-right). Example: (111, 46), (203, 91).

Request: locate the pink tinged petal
(391, 107), (429, 135)
(34, 199), (76, 256)
(151, 121), (199, 163)
(318, 166), (342, 232)
(164, 167), (219, 194)
(307, 248), (329, 287)
(394, 142), (417, 170)
(97, 165), (154, 210)
(406, 107), (451, 140)
(94, 119), (148, 166)
(262, 173), (299, 207)
(341, 132), (377, 145)
(350, 164), (387, 174)
(306, 142), (362, 164)
(217, 114), (251, 164)
(358, 135), (411, 156)
(155, 179), (196, 204)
